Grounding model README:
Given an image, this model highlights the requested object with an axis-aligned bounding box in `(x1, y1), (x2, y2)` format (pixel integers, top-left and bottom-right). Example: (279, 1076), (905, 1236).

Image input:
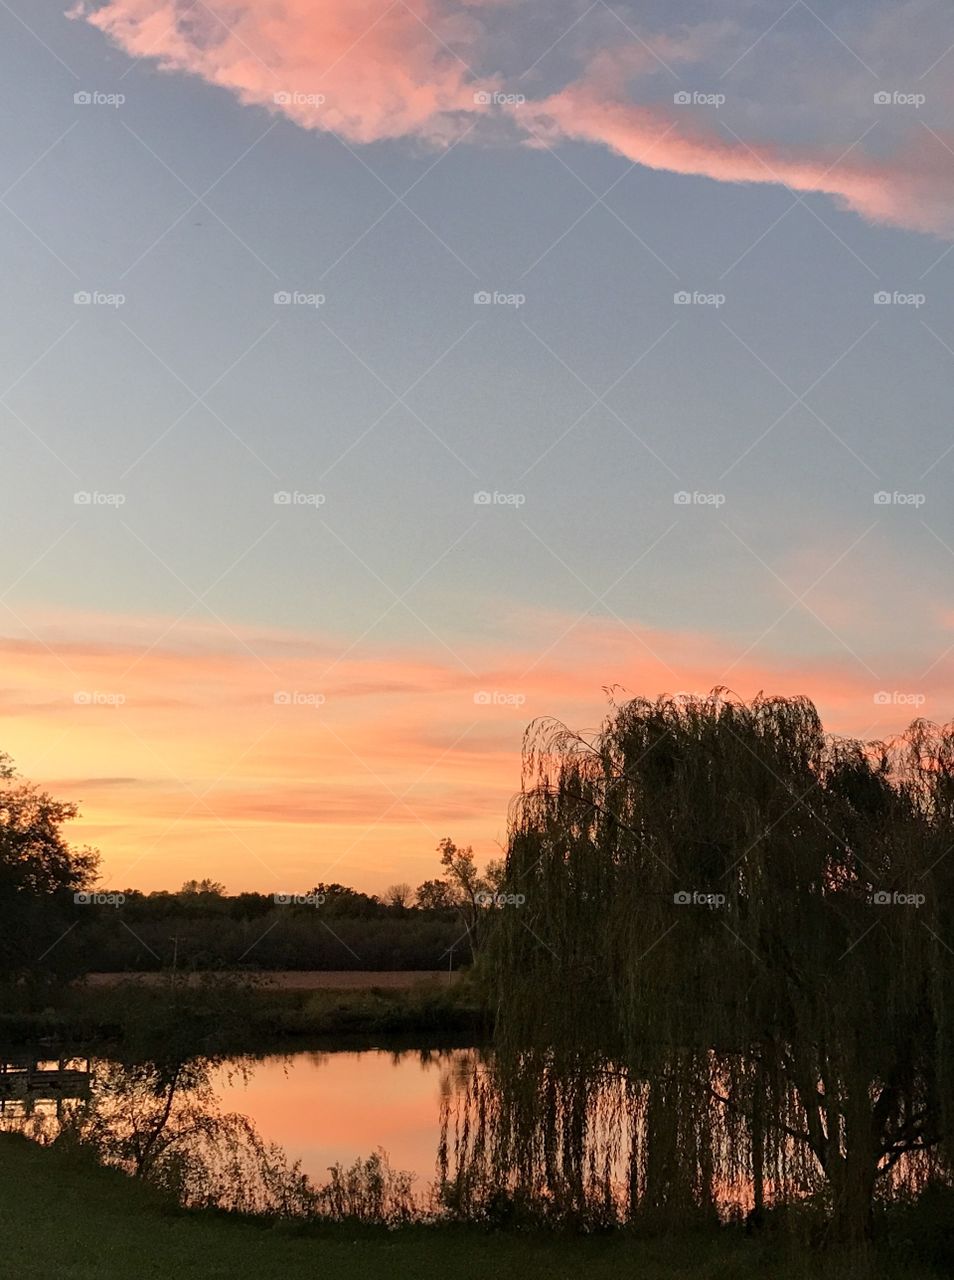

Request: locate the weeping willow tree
(482, 690), (954, 1241)
(50, 1056), (316, 1216)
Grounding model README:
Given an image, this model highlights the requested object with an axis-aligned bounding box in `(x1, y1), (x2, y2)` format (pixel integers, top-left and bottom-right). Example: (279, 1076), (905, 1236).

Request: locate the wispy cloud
(2, 603), (943, 889)
(75, 0), (954, 235)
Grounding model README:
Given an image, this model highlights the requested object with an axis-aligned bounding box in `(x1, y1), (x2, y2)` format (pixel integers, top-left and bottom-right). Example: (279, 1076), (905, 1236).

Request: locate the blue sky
(3, 1), (954, 890)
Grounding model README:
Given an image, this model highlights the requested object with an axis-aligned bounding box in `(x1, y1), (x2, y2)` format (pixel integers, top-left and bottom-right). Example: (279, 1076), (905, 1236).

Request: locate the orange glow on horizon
(0, 606), (942, 894)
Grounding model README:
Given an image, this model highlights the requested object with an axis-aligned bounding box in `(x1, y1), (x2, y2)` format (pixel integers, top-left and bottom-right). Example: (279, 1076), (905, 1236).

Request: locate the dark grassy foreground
(0, 1134), (945, 1280)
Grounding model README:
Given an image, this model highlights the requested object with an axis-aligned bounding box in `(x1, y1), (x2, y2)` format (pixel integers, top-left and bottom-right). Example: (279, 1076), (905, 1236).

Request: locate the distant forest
(0, 745), (503, 976)
(66, 870), (488, 973)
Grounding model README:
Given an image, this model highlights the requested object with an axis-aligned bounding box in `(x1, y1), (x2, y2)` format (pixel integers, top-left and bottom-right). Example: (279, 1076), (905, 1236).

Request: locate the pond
(5, 1043), (922, 1226)
(210, 1045), (477, 1189)
(0, 1044), (486, 1212)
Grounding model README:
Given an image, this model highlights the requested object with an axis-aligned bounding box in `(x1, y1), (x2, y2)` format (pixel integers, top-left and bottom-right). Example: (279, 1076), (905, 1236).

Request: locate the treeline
(0, 747), (503, 979)
(63, 883), (471, 972)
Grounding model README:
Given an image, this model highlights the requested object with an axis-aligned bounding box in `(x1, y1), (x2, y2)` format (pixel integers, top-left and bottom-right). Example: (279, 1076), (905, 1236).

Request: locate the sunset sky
(3, 1), (954, 892)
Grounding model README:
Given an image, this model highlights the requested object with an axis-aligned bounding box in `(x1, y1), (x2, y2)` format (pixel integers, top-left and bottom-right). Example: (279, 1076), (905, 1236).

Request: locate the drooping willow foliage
(51, 1057), (317, 1216)
(22, 1056), (422, 1223)
(477, 690), (954, 1239)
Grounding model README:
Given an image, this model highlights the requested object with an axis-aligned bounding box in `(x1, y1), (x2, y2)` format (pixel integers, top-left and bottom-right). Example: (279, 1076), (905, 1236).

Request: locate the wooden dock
(0, 1055), (91, 1117)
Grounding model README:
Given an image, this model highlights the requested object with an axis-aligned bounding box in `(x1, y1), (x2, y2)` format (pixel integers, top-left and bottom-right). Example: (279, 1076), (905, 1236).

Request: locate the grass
(0, 1133), (944, 1280)
(0, 975), (486, 1052)
(85, 970), (461, 989)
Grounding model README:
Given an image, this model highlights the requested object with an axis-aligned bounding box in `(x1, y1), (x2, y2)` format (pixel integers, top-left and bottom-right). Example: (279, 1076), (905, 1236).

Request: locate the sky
(3, 0), (954, 894)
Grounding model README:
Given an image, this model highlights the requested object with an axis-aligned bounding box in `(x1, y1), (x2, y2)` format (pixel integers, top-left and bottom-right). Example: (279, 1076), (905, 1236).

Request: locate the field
(83, 969), (459, 990)
(0, 973), (483, 1049)
(0, 1133), (941, 1280)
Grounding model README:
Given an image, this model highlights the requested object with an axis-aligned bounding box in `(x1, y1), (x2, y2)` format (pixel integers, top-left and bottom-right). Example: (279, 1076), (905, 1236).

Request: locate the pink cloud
(76, 1), (954, 235)
(527, 79), (954, 236)
(80, 0), (490, 144)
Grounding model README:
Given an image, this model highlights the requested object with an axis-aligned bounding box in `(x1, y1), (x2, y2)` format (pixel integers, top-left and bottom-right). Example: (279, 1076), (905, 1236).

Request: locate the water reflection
(0, 1046), (487, 1219)
(210, 1046), (478, 1194)
(0, 1045), (933, 1226)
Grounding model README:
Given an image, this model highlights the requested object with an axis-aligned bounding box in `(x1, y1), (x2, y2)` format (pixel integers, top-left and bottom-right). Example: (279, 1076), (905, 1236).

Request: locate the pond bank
(0, 1133), (938, 1280)
(83, 969), (461, 989)
(0, 976), (485, 1052)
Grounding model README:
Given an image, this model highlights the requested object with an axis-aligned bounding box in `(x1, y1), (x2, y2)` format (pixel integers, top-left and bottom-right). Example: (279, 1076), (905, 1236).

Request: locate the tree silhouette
(436, 837), (504, 958)
(488, 690), (954, 1241)
(0, 751), (99, 980)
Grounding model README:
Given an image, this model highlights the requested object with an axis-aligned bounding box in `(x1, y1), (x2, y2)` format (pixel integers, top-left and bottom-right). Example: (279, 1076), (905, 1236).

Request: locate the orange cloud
(1, 605), (947, 893)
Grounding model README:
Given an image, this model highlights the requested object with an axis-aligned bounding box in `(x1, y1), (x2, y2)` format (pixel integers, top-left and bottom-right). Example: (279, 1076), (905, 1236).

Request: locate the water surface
(211, 1046), (476, 1187)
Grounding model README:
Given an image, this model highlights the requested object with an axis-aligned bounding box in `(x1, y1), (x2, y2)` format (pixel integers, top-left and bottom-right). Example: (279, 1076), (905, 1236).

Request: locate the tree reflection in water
(11, 1045), (939, 1229)
(57, 1057), (317, 1214)
(437, 1048), (946, 1230)
(2, 1052), (443, 1221)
